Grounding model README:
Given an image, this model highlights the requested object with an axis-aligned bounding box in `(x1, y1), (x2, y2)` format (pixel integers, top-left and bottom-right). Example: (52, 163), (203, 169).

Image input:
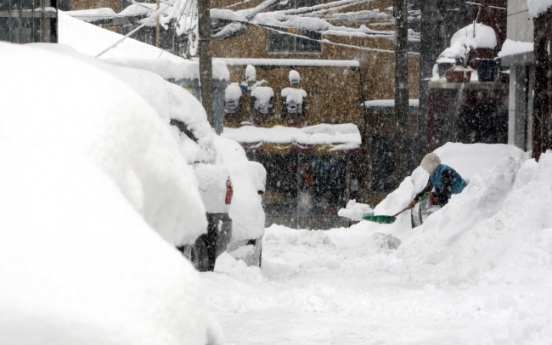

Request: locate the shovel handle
(392, 206), (411, 218)
(392, 198), (422, 218)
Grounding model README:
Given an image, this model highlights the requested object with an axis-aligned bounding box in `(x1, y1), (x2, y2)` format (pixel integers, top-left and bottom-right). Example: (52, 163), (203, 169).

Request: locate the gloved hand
(407, 201), (416, 209)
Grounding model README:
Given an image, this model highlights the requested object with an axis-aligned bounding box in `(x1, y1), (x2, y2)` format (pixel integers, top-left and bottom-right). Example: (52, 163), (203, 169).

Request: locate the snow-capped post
(198, 0), (215, 127)
(394, 0), (410, 188)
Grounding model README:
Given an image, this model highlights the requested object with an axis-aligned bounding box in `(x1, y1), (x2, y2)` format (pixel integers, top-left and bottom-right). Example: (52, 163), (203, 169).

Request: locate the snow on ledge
(219, 58), (359, 68)
(498, 39), (534, 58)
(65, 8), (118, 22)
(222, 123), (361, 148)
(364, 99), (420, 107)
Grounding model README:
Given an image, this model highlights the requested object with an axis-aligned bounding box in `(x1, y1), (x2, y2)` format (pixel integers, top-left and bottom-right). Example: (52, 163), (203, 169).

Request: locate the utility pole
(418, 0), (442, 159)
(156, 0), (160, 47)
(198, 0), (215, 126)
(394, 0), (410, 187)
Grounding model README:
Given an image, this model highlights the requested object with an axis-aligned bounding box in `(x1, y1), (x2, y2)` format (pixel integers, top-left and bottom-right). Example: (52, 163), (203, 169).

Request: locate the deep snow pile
(351, 143), (552, 342)
(0, 43), (220, 345)
(204, 143), (552, 344)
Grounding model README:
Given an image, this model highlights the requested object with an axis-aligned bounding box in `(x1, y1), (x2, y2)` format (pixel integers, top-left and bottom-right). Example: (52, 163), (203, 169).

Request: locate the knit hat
(420, 152), (441, 174)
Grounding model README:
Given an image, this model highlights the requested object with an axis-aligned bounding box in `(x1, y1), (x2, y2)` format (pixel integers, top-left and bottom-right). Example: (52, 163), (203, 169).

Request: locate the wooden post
(532, 11), (552, 161)
(156, 0), (160, 47)
(394, 0), (410, 187)
(198, 0), (215, 126)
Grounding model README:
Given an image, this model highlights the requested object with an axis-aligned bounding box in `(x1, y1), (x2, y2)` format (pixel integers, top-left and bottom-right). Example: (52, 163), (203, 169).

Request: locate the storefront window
(371, 134), (396, 192)
(253, 153), (348, 216)
(259, 155), (298, 214)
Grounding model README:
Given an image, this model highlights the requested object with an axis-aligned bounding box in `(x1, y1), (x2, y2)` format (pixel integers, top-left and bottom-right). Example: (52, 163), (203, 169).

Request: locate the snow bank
(369, 143), (527, 221)
(0, 42), (217, 344)
(337, 200), (373, 221)
(343, 143), (552, 342)
(528, 0), (552, 18)
(204, 142), (552, 344)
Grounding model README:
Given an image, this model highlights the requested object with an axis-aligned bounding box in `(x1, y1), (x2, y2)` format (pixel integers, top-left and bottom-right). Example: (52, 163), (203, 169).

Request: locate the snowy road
(203, 225), (519, 345)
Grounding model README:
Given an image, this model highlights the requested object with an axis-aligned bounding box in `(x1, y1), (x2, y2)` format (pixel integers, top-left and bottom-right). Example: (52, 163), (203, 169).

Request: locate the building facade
(532, 6), (552, 160)
(211, 0), (421, 211)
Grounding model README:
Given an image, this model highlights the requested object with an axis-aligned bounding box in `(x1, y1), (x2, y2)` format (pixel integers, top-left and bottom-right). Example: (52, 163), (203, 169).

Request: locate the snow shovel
(362, 206), (412, 224)
(362, 194), (427, 224)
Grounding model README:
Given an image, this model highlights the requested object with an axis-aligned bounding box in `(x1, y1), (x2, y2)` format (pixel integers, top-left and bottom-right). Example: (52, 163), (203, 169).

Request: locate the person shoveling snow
(407, 152), (467, 209)
(363, 152), (467, 224)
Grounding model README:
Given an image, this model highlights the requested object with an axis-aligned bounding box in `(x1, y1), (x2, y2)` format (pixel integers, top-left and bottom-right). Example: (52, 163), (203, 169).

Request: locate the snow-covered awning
(58, 11), (229, 81)
(363, 99), (420, 115)
(219, 58), (360, 68)
(364, 99), (419, 108)
(222, 124), (362, 155)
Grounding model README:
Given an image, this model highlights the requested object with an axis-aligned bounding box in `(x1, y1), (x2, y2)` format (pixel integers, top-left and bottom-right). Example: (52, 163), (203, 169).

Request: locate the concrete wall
(506, 0), (534, 151)
(507, 0), (533, 42)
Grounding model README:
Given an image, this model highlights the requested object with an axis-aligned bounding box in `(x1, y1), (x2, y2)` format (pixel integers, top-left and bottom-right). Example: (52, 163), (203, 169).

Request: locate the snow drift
(0, 42), (219, 345)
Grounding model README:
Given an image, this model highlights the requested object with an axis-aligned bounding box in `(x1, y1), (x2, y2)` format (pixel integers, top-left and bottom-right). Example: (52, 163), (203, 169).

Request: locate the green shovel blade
(362, 215), (396, 224)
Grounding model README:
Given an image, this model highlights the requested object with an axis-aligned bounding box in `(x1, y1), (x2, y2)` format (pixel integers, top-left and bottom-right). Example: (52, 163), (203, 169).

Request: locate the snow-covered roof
(220, 58), (359, 68)
(58, 11), (229, 81)
(527, 0), (552, 18)
(65, 7), (118, 22)
(222, 124), (361, 151)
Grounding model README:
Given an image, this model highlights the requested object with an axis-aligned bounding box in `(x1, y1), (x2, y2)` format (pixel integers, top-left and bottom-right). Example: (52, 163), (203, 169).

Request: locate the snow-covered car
(170, 119), (234, 272)
(214, 136), (267, 267)
(0, 43), (222, 344)
(57, 13), (233, 271)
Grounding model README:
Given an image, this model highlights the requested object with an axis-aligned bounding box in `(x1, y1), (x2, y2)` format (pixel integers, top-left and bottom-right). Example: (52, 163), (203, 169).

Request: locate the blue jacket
(414, 164), (466, 206)
(430, 164), (466, 196)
